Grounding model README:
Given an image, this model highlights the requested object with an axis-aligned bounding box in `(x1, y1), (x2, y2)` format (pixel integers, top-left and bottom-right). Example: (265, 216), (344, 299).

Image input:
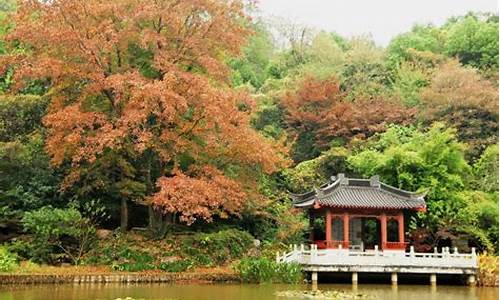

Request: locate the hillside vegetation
(0, 1), (497, 274)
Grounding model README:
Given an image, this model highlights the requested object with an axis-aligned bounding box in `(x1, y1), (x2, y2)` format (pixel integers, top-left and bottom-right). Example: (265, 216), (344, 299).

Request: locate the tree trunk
(120, 197), (128, 232)
(144, 153), (170, 238)
(150, 208), (170, 239)
(148, 205), (154, 232)
(145, 154), (154, 233)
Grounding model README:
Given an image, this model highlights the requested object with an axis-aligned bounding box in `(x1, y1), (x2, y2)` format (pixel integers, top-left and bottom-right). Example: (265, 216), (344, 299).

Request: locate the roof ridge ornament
(411, 187), (429, 199)
(337, 173), (348, 185)
(314, 186), (324, 197)
(370, 175), (380, 187)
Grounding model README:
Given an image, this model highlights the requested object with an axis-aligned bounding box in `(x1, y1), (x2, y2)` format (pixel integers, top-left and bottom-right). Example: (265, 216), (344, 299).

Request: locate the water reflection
(0, 283), (497, 300)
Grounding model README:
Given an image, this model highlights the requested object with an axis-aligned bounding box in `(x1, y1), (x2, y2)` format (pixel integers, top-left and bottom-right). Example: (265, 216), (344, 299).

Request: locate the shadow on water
(317, 272), (469, 285)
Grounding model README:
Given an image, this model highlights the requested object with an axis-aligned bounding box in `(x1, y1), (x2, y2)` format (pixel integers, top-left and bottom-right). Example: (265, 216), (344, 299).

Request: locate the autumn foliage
(282, 76), (415, 149)
(421, 60), (498, 115)
(420, 61), (499, 157)
(151, 166), (246, 224)
(3, 0), (286, 223)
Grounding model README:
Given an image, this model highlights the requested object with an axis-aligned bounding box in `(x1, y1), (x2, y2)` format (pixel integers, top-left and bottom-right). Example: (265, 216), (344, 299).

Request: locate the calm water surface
(0, 283), (497, 300)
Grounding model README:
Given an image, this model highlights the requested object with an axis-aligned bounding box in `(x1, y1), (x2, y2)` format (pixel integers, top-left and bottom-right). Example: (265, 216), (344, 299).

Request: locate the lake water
(0, 283), (497, 300)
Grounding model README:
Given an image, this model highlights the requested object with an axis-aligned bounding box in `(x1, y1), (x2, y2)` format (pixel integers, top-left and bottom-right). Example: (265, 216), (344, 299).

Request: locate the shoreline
(1, 272), (498, 287)
(0, 272), (241, 285)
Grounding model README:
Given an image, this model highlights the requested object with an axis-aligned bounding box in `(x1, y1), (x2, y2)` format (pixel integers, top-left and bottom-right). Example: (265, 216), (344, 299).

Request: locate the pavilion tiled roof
(291, 174), (426, 211)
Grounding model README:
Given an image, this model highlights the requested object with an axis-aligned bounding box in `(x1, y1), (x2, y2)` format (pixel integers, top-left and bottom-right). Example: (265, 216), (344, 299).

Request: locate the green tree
(348, 123), (496, 251)
(229, 22), (275, 89)
(444, 15), (499, 70)
(340, 36), (391, 99)
(472, 144), (499, 193)
(387, 24), (444, 65)
(296, 31), (345, 79)
(0, 95), (61, 237)
(389, 49), (447, 107)
(283, 147), (349, 192)
(348, 123), (469, 196)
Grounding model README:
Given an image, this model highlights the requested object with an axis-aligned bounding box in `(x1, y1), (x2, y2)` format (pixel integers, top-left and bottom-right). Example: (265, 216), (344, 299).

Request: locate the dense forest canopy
(0, 0), (498, 265)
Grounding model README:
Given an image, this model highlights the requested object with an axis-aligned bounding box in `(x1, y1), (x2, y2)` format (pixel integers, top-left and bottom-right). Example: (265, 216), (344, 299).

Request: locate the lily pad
(275, 290), (367, 299)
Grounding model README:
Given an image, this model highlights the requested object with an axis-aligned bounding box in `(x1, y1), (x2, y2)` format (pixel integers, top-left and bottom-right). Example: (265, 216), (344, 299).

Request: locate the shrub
(0, 247), (17, 272)
(235, 257), (303, 283)
(22, 206), (96, 264)
(158, 259), (194, 272)
(111, 248), (155, 272)
(182, 229), (254, 266)
(13, 260), (41, 274)
(85, 235), (156, 272)
(6, 239), (34, 260)
(477, 254), (499, 286)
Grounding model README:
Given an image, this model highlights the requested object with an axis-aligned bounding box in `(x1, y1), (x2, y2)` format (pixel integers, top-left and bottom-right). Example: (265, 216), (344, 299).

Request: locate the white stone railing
(276, 244), (478, 271)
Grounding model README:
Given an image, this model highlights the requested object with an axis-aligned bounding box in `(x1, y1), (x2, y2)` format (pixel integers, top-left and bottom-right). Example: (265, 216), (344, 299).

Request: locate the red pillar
(326, 210), (332, 248)
(309, 213), (315, 242)
(343, 212), (349, 249)
(398, 213), (405, 243)
(380, 213), (387, 250)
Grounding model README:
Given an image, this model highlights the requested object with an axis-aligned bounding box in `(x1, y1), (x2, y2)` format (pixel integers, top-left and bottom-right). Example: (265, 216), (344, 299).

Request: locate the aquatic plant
(275, 290), (366, 299)
(235, 257), (303, 283)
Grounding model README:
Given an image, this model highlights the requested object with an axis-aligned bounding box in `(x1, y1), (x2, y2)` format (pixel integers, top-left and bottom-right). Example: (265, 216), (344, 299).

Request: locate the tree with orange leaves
(282, 76), (414, 162)
(3, 0), (286, 233)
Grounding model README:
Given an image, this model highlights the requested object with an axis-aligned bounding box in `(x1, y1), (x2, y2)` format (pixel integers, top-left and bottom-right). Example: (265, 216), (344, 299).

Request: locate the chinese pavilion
(291, 174), (426, 251)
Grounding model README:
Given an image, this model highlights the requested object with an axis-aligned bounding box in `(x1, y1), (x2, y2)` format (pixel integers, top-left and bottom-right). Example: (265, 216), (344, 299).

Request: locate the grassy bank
(1, 229), (304, 285)
(4, 229), (256, 273)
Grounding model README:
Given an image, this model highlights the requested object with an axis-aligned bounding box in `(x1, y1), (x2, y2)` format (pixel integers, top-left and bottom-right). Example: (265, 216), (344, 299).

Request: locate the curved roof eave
(379, 182), (428, 199)
(293, 199), (315, 208)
